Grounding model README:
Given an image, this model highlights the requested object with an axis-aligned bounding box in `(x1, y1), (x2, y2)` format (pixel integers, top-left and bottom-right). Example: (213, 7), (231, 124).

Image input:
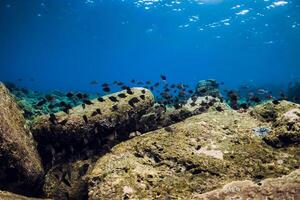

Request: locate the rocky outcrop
(31, 88), (154, 167)
(195, 79), (221, 98)
(43, 158), (95, 200)
(250, 100), (300, 147)
(88, 106), (300, 199)
(0, 190), (50, 200)
(0, 83), (44, 195)
(193, 169), (300, 200)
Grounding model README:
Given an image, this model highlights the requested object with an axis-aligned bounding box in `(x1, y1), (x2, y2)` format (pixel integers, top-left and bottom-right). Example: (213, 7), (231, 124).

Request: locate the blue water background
(0, 0), (300, 93)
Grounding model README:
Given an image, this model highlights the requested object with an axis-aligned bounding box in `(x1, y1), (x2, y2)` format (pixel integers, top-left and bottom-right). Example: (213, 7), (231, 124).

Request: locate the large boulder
(88, 107), (300, 199)
(0, 83), (44, 194)
(31, 88), (154, 167)
(250, 100), (300, 147)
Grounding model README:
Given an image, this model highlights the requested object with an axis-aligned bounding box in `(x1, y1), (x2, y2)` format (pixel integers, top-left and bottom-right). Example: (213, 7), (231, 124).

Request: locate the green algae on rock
(88, 107), (300, 199)
(31, 88), (154, 167)
(0, 83), (44, 195)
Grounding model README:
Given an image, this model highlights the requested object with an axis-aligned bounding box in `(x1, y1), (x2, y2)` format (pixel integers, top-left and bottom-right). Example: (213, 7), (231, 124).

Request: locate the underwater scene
(0, 0), (300, 199)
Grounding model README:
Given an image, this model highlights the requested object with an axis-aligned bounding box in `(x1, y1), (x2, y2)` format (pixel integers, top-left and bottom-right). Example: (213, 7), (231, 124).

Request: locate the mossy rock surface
(0, 190), (50, 200)
(0, 82), (44, 195)
(88, 106), (300, 199)
(193, 169), (300, 200)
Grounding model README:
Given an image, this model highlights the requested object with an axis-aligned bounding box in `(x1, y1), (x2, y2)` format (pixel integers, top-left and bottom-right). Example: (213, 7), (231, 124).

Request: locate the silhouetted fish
(83, 115), (88, 124)
(97, 97), (105, 102)
(161, 75), (167, 81)
(117, 93), (127, 98)
(108, 96), (118, 102)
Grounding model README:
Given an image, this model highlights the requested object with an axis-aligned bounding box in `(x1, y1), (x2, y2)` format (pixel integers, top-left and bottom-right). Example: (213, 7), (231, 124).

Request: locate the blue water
(1, 0), (300, 92)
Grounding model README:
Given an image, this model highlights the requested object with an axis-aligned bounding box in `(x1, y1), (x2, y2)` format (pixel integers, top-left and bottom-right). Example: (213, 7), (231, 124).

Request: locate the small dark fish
(48, 104), (55, 110)
(108, 96), (118, 102)
(126, 88), (134, 95)
(131, 79), (135, 83)
(215, 106), (224, 112)
(62, 107), (70, 114)
(140, 95), (145, 100)
(146, 81), (152, 85)
(164, 126), (173, 132)
(83, 93), (89, 99)
(117, 82), (124, 86)
(45, 95), (55, 101)
(240, 103), (249, 110)
(188, 90), (194, 94)
(78, 163), (90, 177)
(150, 86), (154, 91)
(117, 93), (127, 98)
(83, 99), (93, 105)
(190, 102), (196, 107)
(59, 119), (68, 126)
(199, 88), (207, 93)
(49, 113), (57, 125)
(76, 93), (83, 99)
(60, 101), (67, 107)
(91, 111), (98, 117)
(178, 91), (185, 98)
(97, 97), (105, 102)
(82, 104), (86, 109)
(154, 82), (160, 87)
(250, 96), (261, 103)
(160, 75), (167, 81)
(111, 105), (119, 111)
(102, 87), (110, 92)
(66, 92), (74, 98)
(272, 100), (280, 105)
(96, 108), (102, 114)
(36, 99), (46, 107)
(137, 81), (143, 85)
(128, 97), (140, 107)
(82, 115), (88, 124)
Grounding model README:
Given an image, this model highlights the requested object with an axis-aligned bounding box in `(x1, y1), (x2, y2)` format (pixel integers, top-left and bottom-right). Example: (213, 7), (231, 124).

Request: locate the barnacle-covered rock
(0, 83), (44, 194)
(88, 108), (300, 199)
(31, 88), (154, 166)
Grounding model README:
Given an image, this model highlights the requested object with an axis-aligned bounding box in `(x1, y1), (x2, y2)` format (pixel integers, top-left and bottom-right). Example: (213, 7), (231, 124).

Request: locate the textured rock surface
(193, 169), (300, 200)
(31, 88), (154, 167)
(195, 79), (221, 98)
(0, 83), (44, 194)
(43, 158), (96, 200)
(0, 190), (50, 200)
(88, 106), (300, 199)
(250, 101), (300, 147)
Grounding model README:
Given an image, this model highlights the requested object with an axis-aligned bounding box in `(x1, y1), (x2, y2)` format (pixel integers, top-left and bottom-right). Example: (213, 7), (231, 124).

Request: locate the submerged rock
(0, 83), (44, 195)
(31, 88), (154, 167)
(0, 190), (50, 200)
(193, 169), (300, 200)
(43, 158), (95, 200)
(195, 79), (221, 98)
(88, 107), (300, 199)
